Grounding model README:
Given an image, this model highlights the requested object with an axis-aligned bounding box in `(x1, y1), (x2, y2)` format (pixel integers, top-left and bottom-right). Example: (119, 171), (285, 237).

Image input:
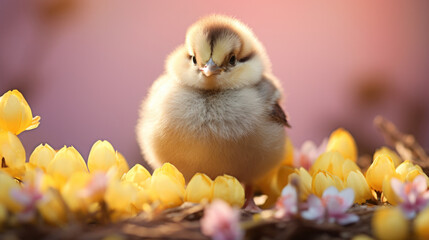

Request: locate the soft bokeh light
(1, 0), (428, 167)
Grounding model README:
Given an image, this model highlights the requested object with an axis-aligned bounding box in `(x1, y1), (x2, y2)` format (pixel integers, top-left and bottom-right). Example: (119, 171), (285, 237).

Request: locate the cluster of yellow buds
(0, 90), (244, 228)
(372, 205), (429, 240)
(257, 128), (373, 206)
(365, 150), (429, 204)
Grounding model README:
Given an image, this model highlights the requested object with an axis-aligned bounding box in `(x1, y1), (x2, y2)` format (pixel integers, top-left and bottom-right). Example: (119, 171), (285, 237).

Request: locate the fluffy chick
(137, 15), (289, 185)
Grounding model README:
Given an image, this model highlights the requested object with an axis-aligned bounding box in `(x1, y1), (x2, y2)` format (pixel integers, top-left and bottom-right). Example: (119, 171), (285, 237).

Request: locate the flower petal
(390, 178), (405, 201)
(302, 195), (324, 221)
(337, 213), (359, 225)
(338, 188), (355, 209)
(413, 175), (428, 193)
(322, 186), (339, 198)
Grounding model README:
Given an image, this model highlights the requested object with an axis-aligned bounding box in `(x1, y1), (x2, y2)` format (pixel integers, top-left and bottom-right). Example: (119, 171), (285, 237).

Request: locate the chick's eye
(192, 56), (197, 65)
(229, 55), (236, 66)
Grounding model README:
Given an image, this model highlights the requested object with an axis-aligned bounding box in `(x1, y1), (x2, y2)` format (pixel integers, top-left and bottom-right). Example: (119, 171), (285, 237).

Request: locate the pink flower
(275, 184), (298, 219)
(391, 175), (429, 219)
(78, 171), (108, 201)
(294, 139), (327, 170)
(302, 186), (358, 225)
(10, 171), (44, 222)
(201, 200), (243, 240)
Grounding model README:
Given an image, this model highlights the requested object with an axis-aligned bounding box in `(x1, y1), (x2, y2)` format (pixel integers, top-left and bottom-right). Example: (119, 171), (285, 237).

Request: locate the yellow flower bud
(153, 163), (185, 187)
(37, 189), (67, 225)
(342, 159), (361, 180)
(382, 175), (402, 205)
(122, 164), (151, 188)
(0, 130), (26, 178)
(395, 160), (415, 180)
(395, 160), (429, 184)
(282, 136), (294, 166)
(372, 207), (409, 240)
(29, 143), (56, 172)
(374, 147), (402, 167)
(61, 172), (92, 212)
(312, 170), (344, 197)
(47, 146), (88, 187)
(212, 175), (245, 207)
(150, 172), (185, 208)
(88, 140), (117, 172)
(310, 151), (345, 179)
(105, 180), (138, 214)
(345, 170), (372, 204)
(185, 173), (213, 203)
(115, 151), (129, 178)
(415, 207), (429, 240)
(0, 90), (40, 135)
(326, 128), (357, 162)
(365, 154), (396, 191)
(0, 172), (21, 212)
(288, 167), (312, 201)
(132, 186), (152, 211)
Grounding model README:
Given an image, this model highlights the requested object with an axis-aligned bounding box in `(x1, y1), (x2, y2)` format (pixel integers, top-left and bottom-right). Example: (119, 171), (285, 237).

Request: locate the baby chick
(137, 15), (289, 190)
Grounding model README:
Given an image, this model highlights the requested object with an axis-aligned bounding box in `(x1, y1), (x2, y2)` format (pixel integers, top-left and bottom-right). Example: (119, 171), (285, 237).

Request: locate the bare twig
(374, 115), (429, 168)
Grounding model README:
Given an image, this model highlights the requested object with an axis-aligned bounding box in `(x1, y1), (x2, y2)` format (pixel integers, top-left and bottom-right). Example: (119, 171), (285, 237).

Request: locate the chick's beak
(200, 58), (221, 77)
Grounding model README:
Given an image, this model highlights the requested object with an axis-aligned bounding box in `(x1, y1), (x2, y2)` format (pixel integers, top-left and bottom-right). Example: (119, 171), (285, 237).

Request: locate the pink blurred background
(1, 0), (428, 167)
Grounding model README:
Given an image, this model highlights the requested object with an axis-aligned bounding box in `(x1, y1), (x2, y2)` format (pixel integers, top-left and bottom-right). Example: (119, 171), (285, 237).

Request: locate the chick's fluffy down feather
(137, 15), (288, 184)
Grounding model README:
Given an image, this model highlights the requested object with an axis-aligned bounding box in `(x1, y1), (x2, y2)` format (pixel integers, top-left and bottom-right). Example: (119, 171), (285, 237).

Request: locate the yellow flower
(365, 154), (396, 191)
(342, 159), (361, 180)
(105, 180), (137, 215)
(132, 187), (152, 211)
(0, 130), (26, 178)
(372, 207), (408, 240)
(185, 173), (213, 203)
(326, 128), (357, 162)
(374, 147), (402, 167)
(47, 146), (88, 187)
(395, 160), (429, 184)
(288, 167), (312, 201)
(115, 151), (129, 178)
(88, 140), (117, 172)
(312, 170), (343, 197)
(381, 175), (402, 205)
(150, 164), (185, 208)
(415, 207), (429, 240)
(345, 170), (372, 204)
(122, 164), (151, 188)
(212, 175), (245, 207)
(281, 136), (294, 166)
(87, 140), (129, 179)
(0, 171), (21, 213)
(37, 189), (67, 225)
(61, 172), (92, 212)
(153, 163), (185, 186)
(29, 143), (56, 172)
(0, 90), (40, 135)
(310, 151), (345, 179)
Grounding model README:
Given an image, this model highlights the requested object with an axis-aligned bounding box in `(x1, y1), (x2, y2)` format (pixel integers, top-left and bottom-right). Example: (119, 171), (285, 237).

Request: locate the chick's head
(167, 15), (270, 90)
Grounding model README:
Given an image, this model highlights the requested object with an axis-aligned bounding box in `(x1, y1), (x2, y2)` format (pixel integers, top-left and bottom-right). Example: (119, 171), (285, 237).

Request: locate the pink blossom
(302, 186), (358, 225)
(10, 171), (44, 222)
(294, 139), (327, 170)
(78, 171), (108, 200)
(201, 200), (243, 240)
(275, 184), (298, 219)
(391, 175), (429, 219)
